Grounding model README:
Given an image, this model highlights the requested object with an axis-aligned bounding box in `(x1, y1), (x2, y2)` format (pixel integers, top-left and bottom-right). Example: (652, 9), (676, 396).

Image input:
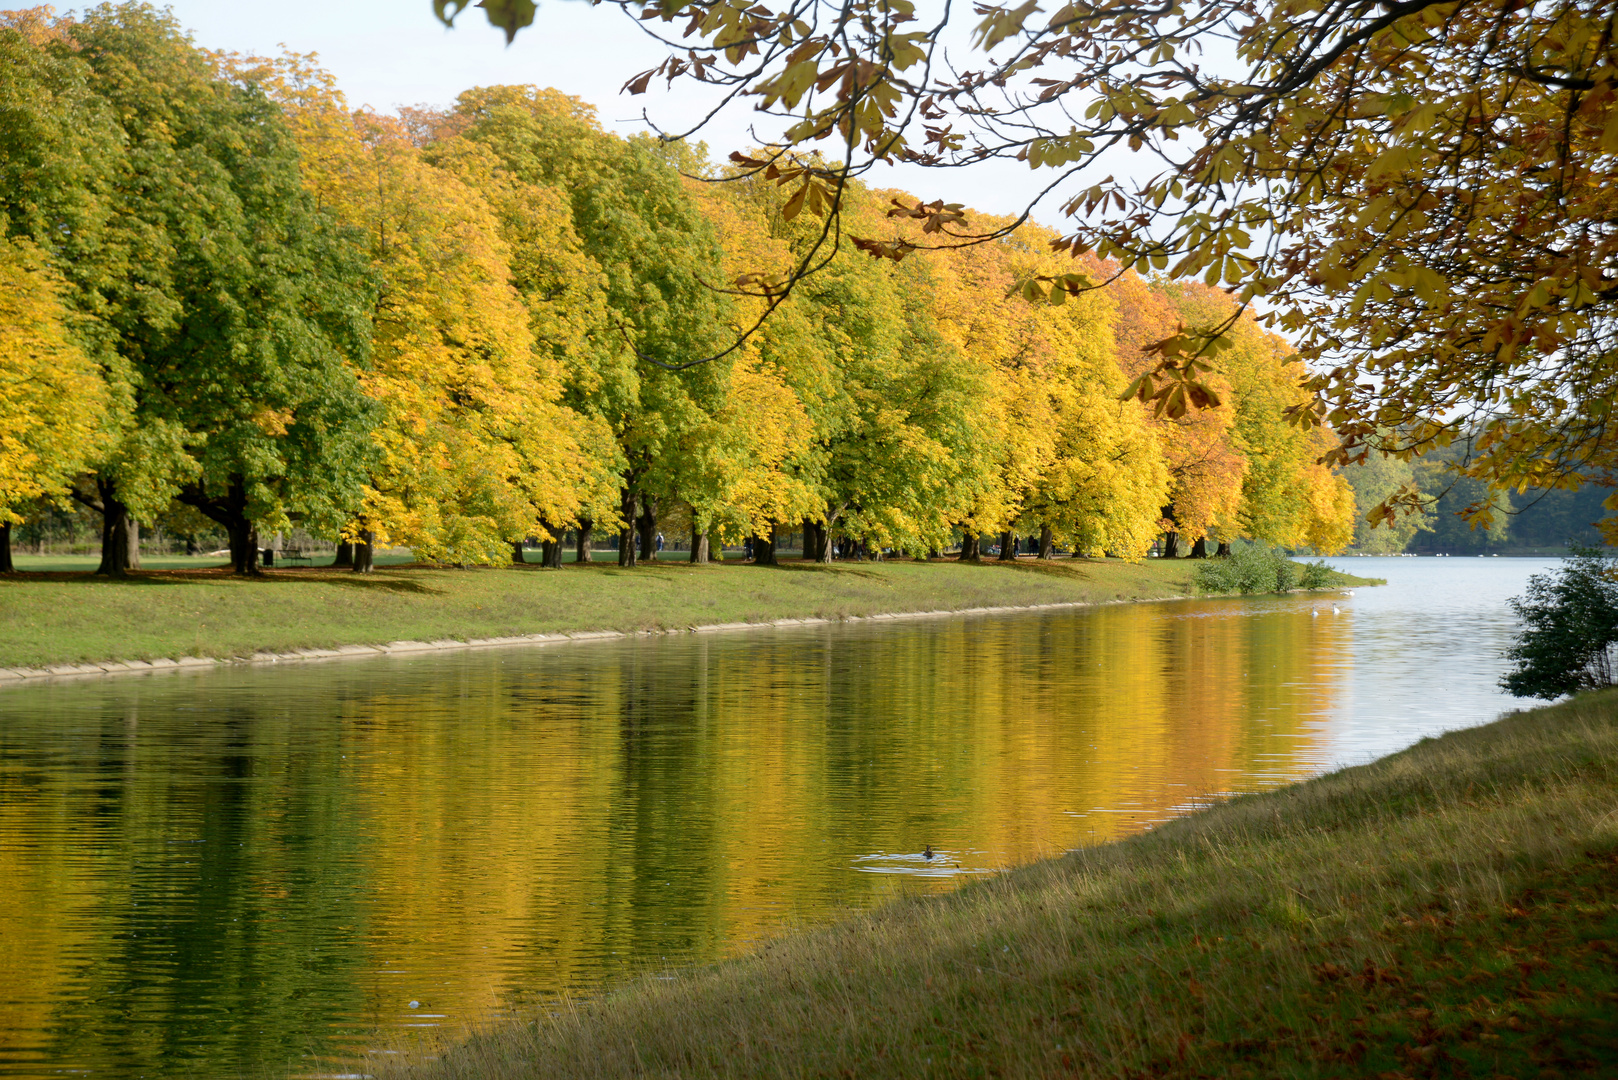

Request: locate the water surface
(0, 557), (1550, 1077)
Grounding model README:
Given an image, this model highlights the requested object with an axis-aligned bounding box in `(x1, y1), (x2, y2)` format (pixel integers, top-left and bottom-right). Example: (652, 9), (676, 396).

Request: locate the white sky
(72, 0), (1060, 222)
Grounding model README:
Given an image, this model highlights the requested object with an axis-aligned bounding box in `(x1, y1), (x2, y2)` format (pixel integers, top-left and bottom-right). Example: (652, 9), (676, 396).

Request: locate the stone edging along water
(0, 594), (1208, 688)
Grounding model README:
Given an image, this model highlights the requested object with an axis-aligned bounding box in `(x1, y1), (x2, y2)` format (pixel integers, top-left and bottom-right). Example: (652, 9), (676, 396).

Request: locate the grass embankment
(387, 691), (1618, 1080)
(0, 556), (1368, 671)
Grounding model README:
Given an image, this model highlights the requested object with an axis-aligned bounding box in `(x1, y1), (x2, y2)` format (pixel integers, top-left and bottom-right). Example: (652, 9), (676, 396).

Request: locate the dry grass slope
(385, 690), (1618, 1079)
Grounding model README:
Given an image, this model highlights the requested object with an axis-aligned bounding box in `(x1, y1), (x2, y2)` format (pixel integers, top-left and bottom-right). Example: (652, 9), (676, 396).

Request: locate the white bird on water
(1311, 608), (1319, 617)
(1332, 604), (1341, 614)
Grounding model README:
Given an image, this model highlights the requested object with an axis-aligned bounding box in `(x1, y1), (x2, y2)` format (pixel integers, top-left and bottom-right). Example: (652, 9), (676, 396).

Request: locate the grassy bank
(385, 690), (1618, 1080)
(0, 556), (1370, 672)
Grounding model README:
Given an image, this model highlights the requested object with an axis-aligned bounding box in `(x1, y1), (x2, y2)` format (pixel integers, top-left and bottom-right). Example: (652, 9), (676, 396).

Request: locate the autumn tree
(445, 0), (1618, 536)
(738, 176), (999, 559)
(239, 57), (617, 568)
(436, 87), (735, 566)
(1109, 272), (1245, 557)
(0, 9), (132, 572)
(0, 240), (109, 571)
(678, 174), (820, 560)
(1164, 282), (1356, 555)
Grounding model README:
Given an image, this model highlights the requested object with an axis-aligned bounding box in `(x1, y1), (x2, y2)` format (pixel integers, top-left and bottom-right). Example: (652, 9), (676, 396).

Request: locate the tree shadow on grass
(772, 561), (892, 582)
(277, 572), (442, 596)
(999, 558), (1098, 580)
(2, 567), (442, 596)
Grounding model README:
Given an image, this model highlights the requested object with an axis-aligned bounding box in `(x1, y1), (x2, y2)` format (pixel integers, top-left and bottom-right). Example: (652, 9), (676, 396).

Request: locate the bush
(1194, 541), (1302, 595)
(1501, 547), (1618, 700)
(1299, 560), (1334, 589)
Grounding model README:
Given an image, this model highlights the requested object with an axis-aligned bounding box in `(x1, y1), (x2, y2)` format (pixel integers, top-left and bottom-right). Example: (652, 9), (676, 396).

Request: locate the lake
(0, 556), (1553, 1077)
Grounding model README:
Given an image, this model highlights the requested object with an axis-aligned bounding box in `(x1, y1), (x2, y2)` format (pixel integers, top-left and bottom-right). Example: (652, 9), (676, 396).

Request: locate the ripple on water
(851, 850), (996, 878)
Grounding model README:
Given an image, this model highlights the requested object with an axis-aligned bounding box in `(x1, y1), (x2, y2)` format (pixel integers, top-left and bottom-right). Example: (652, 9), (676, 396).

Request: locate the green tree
(1342, 454), (1429, 553)
(69, 3), (378, 575)
(1411, 445), (1514, 554)
(1501, 549), (1618, 699)
(0, 10), (128, 571)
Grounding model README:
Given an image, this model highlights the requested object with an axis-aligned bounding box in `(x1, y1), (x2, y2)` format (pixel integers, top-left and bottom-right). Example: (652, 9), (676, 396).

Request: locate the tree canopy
(439, 0), (1618, 538)
(3, 3), (1370, 572)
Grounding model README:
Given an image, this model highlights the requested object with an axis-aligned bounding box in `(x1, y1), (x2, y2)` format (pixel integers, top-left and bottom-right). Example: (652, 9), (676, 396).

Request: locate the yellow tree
(919, 211), (1072, 559)
(1168, 282), (1356, 554)
(701, 168), (998, 561)
(680, 172), (819, 560)
(239, 56), (612, 567)
(430, 88), (738, 567)
(0, 238), (108, 569)
(1110, 271), (1247, 557)
(911, 209), (1169, 561)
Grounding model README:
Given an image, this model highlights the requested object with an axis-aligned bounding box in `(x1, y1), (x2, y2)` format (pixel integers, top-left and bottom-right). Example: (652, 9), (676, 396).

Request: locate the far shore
(0, 555), (1377, 682)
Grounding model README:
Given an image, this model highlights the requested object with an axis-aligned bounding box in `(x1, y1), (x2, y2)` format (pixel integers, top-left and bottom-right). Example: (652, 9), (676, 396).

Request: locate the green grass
(0, 556), (1369, 671)
(381, 690), (1618, 1080)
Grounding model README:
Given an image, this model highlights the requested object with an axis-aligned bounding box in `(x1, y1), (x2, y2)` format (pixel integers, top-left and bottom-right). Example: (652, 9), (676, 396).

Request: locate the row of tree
(0, 4), (1354, 576)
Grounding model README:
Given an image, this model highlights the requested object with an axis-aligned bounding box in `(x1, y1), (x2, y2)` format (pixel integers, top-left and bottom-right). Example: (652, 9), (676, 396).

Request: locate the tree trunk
(637, 494), (659, 562)
(576, 519), (593, 565)
(958, 532), (981, 562)
(127, 517), (141, 570)
(0, 521), (12, 573)
(221, 516), (259, 575)
(1038, 525), (1054, 559)
(535, 521), (562, 567)
(172, 476), (260, 576)
(333, 541), (353, 568)
(1189, 536), (1209, 559)
(353, 529), (374, 573)
(690, 529), (710, 564)
(801, 518), (823, 562)
(998, 530), (1017, 562)
(1162, 531), (1181, 559)
(511, 541), (528, 564)
(238, 529), (261, 576)
(617, 487), (638, 567)
(751, 524), (777, 566)
(91, 477), (133, 577)
(1216, 540), (1232, 557)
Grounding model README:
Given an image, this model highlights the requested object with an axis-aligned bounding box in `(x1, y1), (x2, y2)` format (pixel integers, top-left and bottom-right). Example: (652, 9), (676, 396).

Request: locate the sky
(78, 0), (1059, 221)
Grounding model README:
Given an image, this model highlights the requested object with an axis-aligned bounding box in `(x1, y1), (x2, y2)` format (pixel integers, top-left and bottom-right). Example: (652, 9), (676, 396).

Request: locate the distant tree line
(1341, 445), (1616, 556)
(0, 3), (1355, 576)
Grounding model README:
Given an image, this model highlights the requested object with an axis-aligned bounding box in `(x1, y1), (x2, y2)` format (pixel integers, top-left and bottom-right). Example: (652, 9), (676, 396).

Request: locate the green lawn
(383, 689), (1618, 1080)
(0, 555), (1374, 671)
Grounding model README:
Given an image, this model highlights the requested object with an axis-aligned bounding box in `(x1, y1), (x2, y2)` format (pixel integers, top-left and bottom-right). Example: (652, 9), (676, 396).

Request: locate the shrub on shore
(1501, 546), (1618, 699)
(1193, 541), (1334, 594)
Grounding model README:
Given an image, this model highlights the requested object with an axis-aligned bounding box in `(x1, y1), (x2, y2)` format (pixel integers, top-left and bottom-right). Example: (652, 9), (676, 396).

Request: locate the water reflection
(0, 561), (1544, 1078)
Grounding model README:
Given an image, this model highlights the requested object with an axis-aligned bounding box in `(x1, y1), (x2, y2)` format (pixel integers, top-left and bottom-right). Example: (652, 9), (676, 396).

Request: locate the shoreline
(0, 593), (1195, 687)
(1, 557), (1378, 688)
